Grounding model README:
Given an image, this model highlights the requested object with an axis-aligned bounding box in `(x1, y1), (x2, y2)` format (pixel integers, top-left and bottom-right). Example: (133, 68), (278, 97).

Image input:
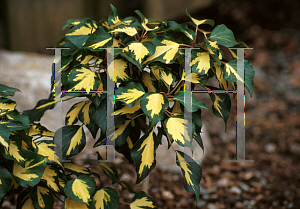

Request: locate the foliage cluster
(0, 4), (254, 208)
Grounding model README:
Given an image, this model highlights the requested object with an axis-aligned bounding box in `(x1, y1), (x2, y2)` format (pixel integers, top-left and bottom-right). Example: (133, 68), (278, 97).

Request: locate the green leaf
(13, 150), (47, 187)
(108, 4), (121, 26)
(115, 82), (145, 107)
(0, 123), (10, 149)
(83, 27), (113, 50)
(41, 165), (60, 193)
(166, 21), (195, 40)
(64, 175), (96, 205)
(94, 187), (119, 209)
(135, 10), (165, 32)
(0, 166), (12, 199)
(66, 64), (100, 94)
(175, 150), (202, 204)
(89, 100), (106, 133)
(143, 36), (181, 65)
(97, 152), (119, 184)
(65, 18), (98, 48)
(130, 191), (157, 209)
(140, 93), (168, 129)
(210, 24), (239, 47)
(62, 18), (89, 31)
(164, 115), (193, 151)
(193, 132), (204, 154)
(31, 186), (54, 209)
(0, 84), (20, 97)
(173, 91), (209, 112)
(22, 98), (55, 123)
(57, 125), (86, 160)
(204, 86), (231, 131)
(131, 129), (159, 184)
(119, 181), (136, 193)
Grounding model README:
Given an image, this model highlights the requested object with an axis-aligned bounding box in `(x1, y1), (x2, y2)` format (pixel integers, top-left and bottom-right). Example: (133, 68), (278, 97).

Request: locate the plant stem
(119, 201), (131, 205)
(132, 113), (145, 120)
(169, 80), (182, 95)
(61, 96), (76, 102)
(142, 175), (150, 195)
(179, 43), (193, 48)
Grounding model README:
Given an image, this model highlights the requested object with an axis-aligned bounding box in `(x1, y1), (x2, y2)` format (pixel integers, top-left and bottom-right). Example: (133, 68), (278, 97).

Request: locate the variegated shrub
(0, 4), (255, 208)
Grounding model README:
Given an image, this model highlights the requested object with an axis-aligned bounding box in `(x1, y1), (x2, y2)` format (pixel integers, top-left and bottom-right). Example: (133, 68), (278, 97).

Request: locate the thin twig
(132, 113), (145, 120)
(119, 201), (131, 205)
(169, 80), (182, 95)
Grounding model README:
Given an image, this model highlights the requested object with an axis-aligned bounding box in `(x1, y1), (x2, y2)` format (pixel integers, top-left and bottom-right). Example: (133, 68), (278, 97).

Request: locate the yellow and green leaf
(60, 125), (86, 160)
(63, 162), (91, 176)
(213, 62), (228, 90)
(204, 86), (231, 131)
(0, 97), (16, 111)
(13, 150), (47, 187)
(140, 93), (168, 129)
(67, 65), (100, 94)
(186, 9), (215, 27)
(22, 98), (55, 123)
(109, 58), (130, 82)
(110, 24), (138, 36)
(64, 197), (89, 209)
(144, 36), (180, 65)
(114, 100), (141, 116)
(150, 63), (175, 87)
(173, 91), (209, 112)
(190, 51), (211, 75)
(166, 21), (195, 40)
(0, 123), (10, 149)
(175, 150), (202, 204)
(41, 165), (60, 192)
(131, 129), (159, 184)
(28, 124), (54, 137)
(16, 191), (35, 209)
(65, 19), (98, 48)
(83, 27), (113, 50)
(97, 152), (119, 184)
(36, 140), (60, 163)
(64, 175), (96, 205)
(164, 115), (193, 150)
(31, 186), (54, 209)
(115, 82), (145, 107)
(65, 101), (86, 126)
(130, 191), (157, 209)
(94, 187), (119, 209)
(141, 72), (156, 92)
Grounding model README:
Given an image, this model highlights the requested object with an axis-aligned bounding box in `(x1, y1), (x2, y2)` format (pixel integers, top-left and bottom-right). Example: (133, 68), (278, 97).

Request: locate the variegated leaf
(0, 123), (10, 149)
(164, 115), (193, 150)
(65, 19), (98, 48)
(114, 100), (141, 116)
(13, 150), (47, 187)
(130, 191), (157, 209)
(58, 125), (86, 160)
(135, 10), (165, 32)
(97, 152), (119, 184)
(108, 4), (121, 26)
(115, 82), (145, 107)
(175, 150), (202, 204)
(94, 187), (119, 209)
(65, 101), (86, 126)
(41, 165), (60, 192)
(0, 166), (12, 199)
(143, 36), (180, 65)
(131, 129), (159, 184)
(22, 98), (55, 123)
(186, 9), (215, 26)
(67, 65), (100, 94)
(190, 51), (211, 75)
(213, 62), (228, 90)
(64, 175), (96, 205)
(181, 72), (207, 85)
(83, 27), (113, 50)
(150, 63), (175, 87)
(109, 58), (130, 82)
(31, 186), (54, 209)
(16, 190), (35, 209)
(28, 124), (54, 137)
(63, 162), (91, 176)
(119, 181), (136, 193)
(204, 86), (231, 131)
(65, 197), (89, 209)
(36, 140), (59, 162)
(166, 21), (195, 40)
(0, 97), (16, 111)
(141, 72), (156, 92)
(140, 93), (168, 129)
(110, 24), (138, 36)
